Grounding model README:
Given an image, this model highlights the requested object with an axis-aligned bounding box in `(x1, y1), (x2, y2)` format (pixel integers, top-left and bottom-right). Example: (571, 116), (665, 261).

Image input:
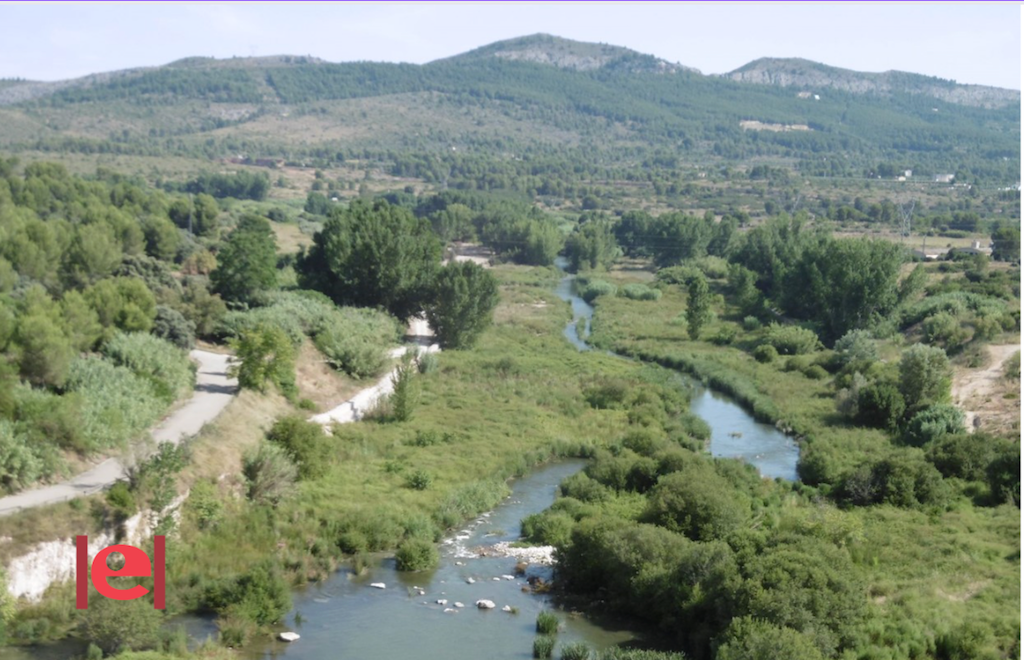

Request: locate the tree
(266, 415), (332, 480)
(857, 382), (906, 432)
(61, 222), (123, 289)
(210, 215), (277, 304)
(388, 357), (417, 422)
(429, 203), (474, 242)
(991, 225), (1020, 262)
(298, 199), (440, 320)
(903, 404), (965, 446)
(229, 324), (296, 397)
(716, 617), (825, 660)
(898, 343), (952, 411)
(564, 220), (620, 272)
(83, 598), (162, 655)
(686, 273), (711, 340)
(140, 215), (180, 261)
(424, 261), (499, 349)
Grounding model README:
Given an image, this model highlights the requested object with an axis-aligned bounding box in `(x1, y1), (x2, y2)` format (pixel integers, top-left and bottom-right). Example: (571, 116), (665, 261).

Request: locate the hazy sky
(1, 2), (1020, 89)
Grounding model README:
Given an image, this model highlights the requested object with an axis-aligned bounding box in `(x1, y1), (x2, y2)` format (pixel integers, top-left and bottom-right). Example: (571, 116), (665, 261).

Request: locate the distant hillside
(0, 36), (1017, 186)
(446, 33), (698, 74)
(726, 58), (1019, 109)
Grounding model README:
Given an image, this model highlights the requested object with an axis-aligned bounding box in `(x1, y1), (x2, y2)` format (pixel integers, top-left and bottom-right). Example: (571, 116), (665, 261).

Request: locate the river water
(2, 261), (799, 659)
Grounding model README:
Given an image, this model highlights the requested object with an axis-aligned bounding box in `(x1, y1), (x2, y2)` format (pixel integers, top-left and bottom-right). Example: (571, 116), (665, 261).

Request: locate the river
(1, 260), (798, 660)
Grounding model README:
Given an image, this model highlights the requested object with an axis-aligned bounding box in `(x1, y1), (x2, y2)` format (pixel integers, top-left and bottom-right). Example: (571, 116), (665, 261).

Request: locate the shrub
(0, 420), (45, 493)
(833, 329), (877, 365)
(102, 332), (194, 403)
(417, 351), (439, 374)
(267, 415), (333, 480)
(241, 442), (297, 505)
(561, 641), (592, 660)
(105, 481), (136, 514)
(764, 323), (822, 355)
(207, 561), (292, 626)
(184, 479), (221, 530)
(65, 357), (165, 452)
(1005, 351), (1020, 379)
(898, 343), (953, 410)
(152, 306), (196, 350)
(395, 538), (439, 571)
(857, 382), (906, 432)
(804, 365), (829, 380)
(406, 469), (432, 490)
(522, 511), (575, 548)
(534, 635), (556, 659)
(620, 284), (662, 301)
(229, 324), (296, 397)
(752, 344), (777, 364)
(903, 405), (965, 447)
(922, 312), (968, 349)
(710, 327), (737, 346)
(742, 316), (761, 331)
(536, 611), (560, 635)
(83, 598), (163, 655)
(716, 616), (825, 660)
(645, 468), (748, 541)
(580, 280), (617, 303)
(784, 356), (812, 373)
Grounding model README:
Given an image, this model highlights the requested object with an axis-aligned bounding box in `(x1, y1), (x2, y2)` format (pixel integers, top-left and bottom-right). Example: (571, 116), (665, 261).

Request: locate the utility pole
(898, 200), (915, 245)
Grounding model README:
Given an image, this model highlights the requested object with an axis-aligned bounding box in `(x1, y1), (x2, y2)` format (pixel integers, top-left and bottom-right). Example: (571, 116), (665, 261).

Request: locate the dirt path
(309, 317), (438, 427)
(951, 343), (1020, 433)
(0, 350), (237, 517)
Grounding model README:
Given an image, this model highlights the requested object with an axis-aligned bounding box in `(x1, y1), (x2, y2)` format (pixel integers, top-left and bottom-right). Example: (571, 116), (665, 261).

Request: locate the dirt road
(951, 343), (1020, 433)
(0, 350), (237, 517)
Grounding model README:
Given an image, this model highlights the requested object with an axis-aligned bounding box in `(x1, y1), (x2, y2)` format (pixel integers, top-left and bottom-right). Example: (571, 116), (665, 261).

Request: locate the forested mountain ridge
(0, 35), (1017, 184)
(726, 57), (1020, 109)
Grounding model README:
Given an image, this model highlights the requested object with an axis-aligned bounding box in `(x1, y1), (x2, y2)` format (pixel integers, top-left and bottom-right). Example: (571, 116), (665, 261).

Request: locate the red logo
(75, 535), (165, 609)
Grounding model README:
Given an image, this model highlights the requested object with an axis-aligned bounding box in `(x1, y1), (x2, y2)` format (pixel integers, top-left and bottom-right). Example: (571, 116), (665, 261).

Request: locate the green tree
(83, 598), (162, 655)
(241, 442), (297, 505)
(430, 203), (474, 242)
(266, 415), (332, 480)
(686, 273), (711, 340)
(389, 357), (417, 422)
(299, 199), (440, 319)
(716, 617), (825, 660)
(61, 222), (123, 289)
(140, 215), (181, 261)
(991, 225), (1020, 262)
(210, 215), (277, 304)
(898, 343), (953, 411)
(564, 220), (620, 272)
(424, 261), (500, 349)
(229, 324), (296, 397)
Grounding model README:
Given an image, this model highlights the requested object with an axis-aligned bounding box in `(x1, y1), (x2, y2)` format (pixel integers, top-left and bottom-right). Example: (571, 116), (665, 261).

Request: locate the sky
(0, 2), (1020, 90)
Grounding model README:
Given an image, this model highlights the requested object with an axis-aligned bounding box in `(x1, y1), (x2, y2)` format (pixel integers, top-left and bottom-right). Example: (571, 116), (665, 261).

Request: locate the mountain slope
(726, 57), (1019, 109)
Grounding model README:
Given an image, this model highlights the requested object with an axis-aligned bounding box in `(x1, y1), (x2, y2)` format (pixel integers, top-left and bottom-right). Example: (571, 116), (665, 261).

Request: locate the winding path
(0, 350), (237, 517)
(952, 343), (1020, 432)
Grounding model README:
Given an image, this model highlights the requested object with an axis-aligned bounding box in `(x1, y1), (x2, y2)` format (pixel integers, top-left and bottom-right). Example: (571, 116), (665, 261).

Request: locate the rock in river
(476, 599), (496, 609)
(370, 582), (386, 589)
(279, 632), (300, 642)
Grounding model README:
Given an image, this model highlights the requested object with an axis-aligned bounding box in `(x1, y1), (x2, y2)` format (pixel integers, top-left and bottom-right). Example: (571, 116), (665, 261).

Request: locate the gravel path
(0, 350), (236, 517)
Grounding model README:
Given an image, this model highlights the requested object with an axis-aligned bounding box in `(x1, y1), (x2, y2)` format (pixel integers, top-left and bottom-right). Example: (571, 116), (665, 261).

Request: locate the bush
(65, 357), (166, 452)
(522, 511), (575, 547)
(742, 316), (761, 331)
(184, 479), (221, 530)
(645, 468), (749, 541)
(764, 323), (822, 355)
(534, 635), (556, 659)
(1005, 351), (1020, 379)
(833, 329), (877, 365)
(620, 284), (662, 301)
(903, 405), (965, 447)
(394, 538), (439, 571)
(417, 352), (439, 374)
(241, 442), (297, 505)
(710, 327), (737, 346)
(105, 481), (135, 514)
(0, 420), (45, 492)
(405, 469), (432, 490)
(536, 610), (560, 635)
(266, 415), (333, 480)
(102, 332), (194, 403)
(561, 641), (592, 660)
(804, 365), (829, 380)
(83, 598), (163, 655)
(899, 343), (953, 410)
(752, 344), (777, 364)
(857, 382), (906, 432)
(206, 560), (292, 626)
(923, 312), (968, 349)
(152, 306), (196, 350)
(580, 280), (617, 303)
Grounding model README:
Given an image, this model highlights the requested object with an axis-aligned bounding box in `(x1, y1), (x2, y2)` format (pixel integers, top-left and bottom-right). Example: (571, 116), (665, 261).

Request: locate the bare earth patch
(951, 343), (1020, 434)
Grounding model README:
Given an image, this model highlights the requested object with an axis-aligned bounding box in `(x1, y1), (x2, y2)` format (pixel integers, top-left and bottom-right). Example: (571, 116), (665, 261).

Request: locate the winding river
(0, 261), (799, 660)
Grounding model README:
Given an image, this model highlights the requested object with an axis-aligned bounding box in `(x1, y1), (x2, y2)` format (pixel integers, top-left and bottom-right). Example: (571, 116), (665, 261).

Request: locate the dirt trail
(951, 343), (1020, 433)
(0, 351), (237, 517)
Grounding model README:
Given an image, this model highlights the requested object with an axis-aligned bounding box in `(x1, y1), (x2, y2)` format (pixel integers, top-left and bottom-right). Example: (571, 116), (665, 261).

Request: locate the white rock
(476, 599), (496, 609)
(370, 582), (386, 589)
(466, 577), (475, 584)
(279, 632), (300, 642)
(502, 575), (515, 580)
(436, 599), (448, 605)
(454, 602), (465, 608)
(443, 607), (457, 613)
(455, 561), (465, 566)
(501, 605), (513, 612)
(492, 577), (501, 581)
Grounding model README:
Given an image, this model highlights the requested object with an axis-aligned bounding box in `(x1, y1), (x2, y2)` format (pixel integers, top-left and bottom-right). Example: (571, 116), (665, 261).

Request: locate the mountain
(0, 36), (1017, 186)
(726, 57), (1019, 109)
(443, 33), (699, 74)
